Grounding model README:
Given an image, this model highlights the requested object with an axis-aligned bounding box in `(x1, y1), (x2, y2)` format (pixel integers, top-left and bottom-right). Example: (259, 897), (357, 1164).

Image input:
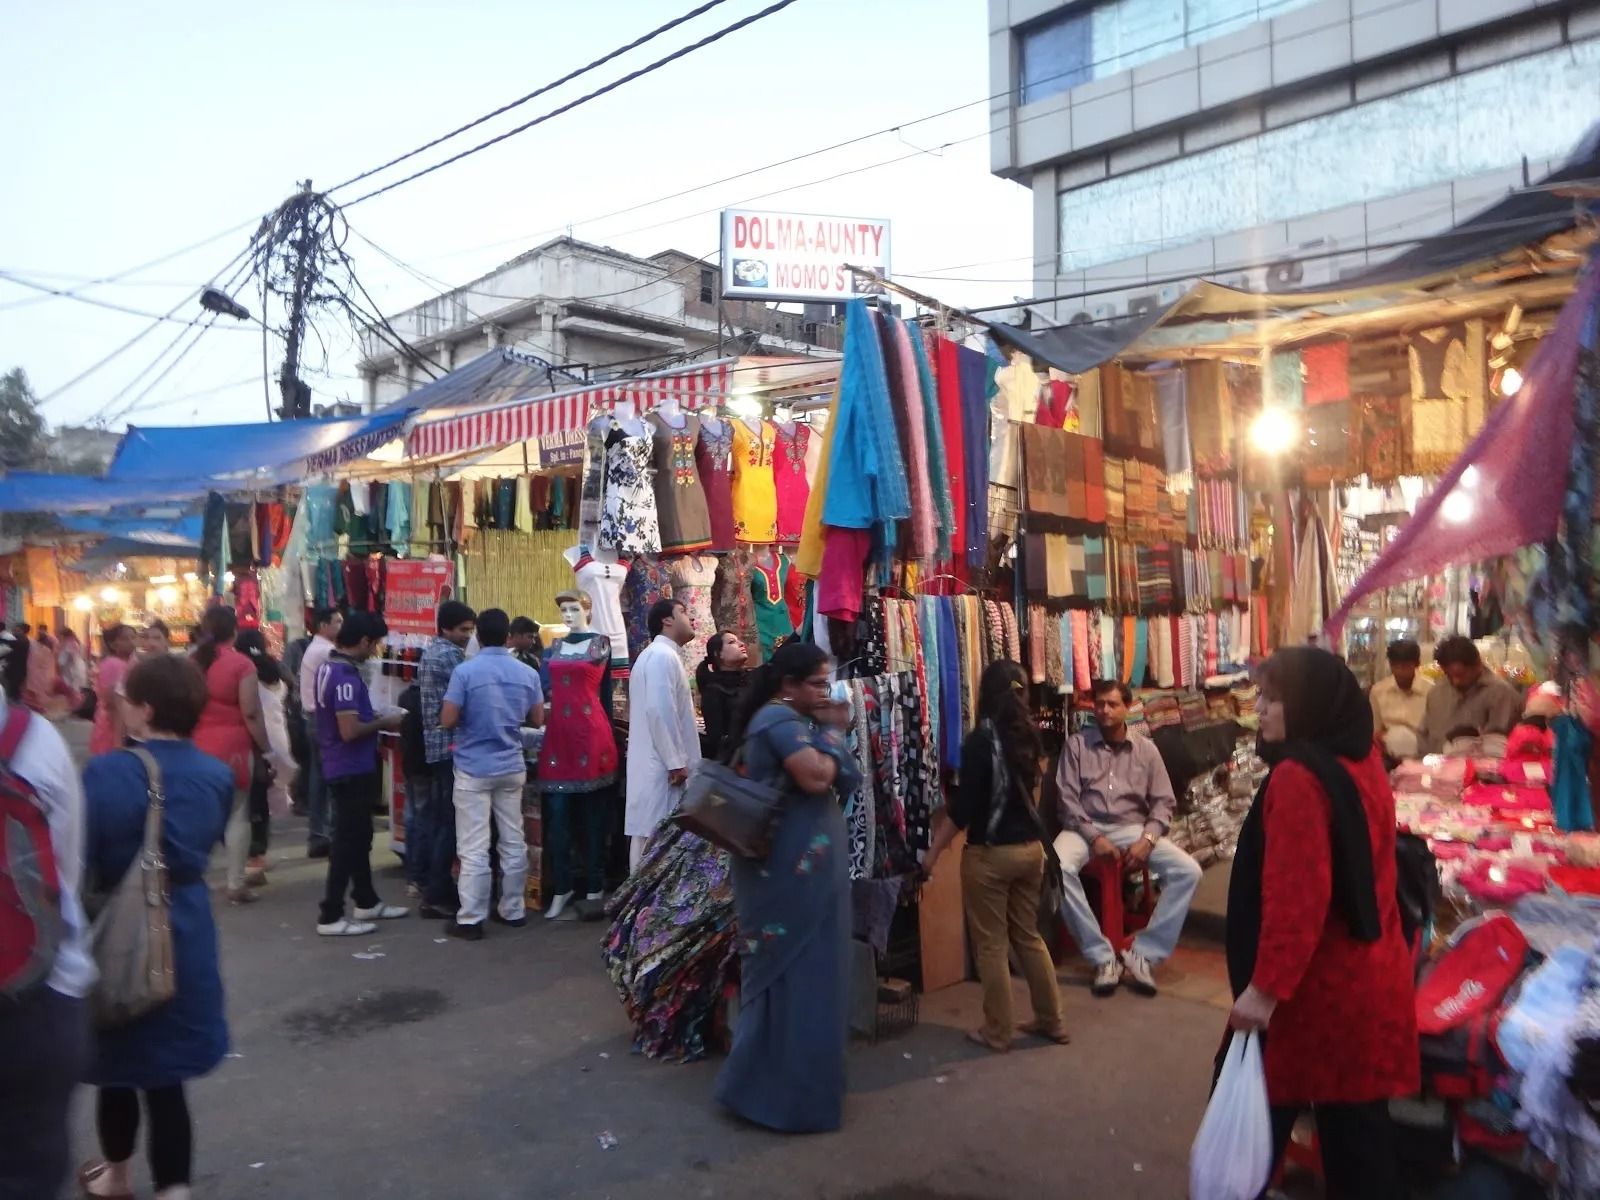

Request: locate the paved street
(58, 714), (1240, 1199)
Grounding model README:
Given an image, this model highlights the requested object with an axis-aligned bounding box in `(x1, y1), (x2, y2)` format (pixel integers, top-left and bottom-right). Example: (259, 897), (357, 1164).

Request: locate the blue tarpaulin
(108, 410), (407, 483)
(59, 513), (205, 542)
(0, 473), (211, 513)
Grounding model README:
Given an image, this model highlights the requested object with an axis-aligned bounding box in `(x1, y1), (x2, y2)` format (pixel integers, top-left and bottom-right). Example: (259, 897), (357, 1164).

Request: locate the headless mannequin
(612, 397), (646, 440)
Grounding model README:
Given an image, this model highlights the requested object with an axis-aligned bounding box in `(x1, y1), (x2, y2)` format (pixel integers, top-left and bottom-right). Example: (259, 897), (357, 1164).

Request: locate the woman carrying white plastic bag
(1190, 1031), (1272, 1200)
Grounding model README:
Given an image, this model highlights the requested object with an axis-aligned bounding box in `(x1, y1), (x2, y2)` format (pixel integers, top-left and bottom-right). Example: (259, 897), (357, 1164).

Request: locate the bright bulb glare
(155, 586), (179, 606)
(1500, 367), (1523, 396)
(72, 596), (94, 613)
(726, 396), (762, 419)
(99, 587), (119, 604)
(1249, 407), (1298, 455)
(1441, 489), (1474, 524)
(1461, 465), (1481, 488)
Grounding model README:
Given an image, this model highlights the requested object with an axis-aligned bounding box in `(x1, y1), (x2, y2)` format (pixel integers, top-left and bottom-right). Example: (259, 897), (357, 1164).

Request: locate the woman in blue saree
(714, 641), (860, 1133)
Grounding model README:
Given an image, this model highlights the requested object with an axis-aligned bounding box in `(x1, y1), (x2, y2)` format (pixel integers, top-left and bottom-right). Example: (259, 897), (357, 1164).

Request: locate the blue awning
(59, 513), (205, 542)
(0, 473), (212, 514)
(107, 410), (408, 483)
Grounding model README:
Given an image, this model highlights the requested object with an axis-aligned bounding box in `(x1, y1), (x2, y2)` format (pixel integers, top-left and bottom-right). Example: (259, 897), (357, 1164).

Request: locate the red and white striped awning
(405, 360), (733, 461)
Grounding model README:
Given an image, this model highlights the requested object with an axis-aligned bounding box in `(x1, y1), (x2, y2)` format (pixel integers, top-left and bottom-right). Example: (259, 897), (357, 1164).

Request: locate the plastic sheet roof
(0, 473), (213, 514)
(107, 410), (408, 484)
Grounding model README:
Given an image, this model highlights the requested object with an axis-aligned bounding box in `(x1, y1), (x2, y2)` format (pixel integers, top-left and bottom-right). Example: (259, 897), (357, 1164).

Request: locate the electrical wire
(0, 270), (257, 326)
(342, 0), (805, 208)
(329, 0), (734, 194)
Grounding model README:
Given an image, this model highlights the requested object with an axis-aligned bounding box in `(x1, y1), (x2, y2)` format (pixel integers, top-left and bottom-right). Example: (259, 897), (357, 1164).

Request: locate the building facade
(987, 0), (1600, 323)
(359, 237), (840, 411)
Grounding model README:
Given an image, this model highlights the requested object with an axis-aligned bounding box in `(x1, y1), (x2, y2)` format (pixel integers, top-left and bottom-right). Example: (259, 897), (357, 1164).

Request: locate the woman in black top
(695, 630), (750, 760)
(927, 660), (1068, 1052)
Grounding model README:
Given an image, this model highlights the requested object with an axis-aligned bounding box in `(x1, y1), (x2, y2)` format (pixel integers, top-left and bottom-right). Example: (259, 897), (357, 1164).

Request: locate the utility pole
(277, 180), (315, 420)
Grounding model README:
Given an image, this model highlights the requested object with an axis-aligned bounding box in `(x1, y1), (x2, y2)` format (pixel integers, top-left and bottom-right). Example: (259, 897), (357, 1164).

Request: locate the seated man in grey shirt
(1053, 679), (1203, 998)
(1416, 635), (1522, 755)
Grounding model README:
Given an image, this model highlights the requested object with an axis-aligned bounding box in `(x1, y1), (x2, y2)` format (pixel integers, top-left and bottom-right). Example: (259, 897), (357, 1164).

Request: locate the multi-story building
(358, 237), (840, 411)
(987, 0), (1600, 323)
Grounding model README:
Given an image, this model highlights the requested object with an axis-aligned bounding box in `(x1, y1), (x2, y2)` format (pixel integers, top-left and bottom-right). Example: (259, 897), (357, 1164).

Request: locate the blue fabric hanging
(1552, 714), (1594, 832)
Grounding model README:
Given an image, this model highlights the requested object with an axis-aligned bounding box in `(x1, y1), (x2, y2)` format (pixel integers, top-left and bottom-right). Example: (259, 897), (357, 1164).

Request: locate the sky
(0, 0), (1034, 433)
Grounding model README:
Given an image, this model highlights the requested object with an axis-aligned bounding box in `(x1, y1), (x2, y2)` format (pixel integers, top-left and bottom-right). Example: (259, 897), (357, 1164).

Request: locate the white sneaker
(1091, 959), (1123, 997)
(545, 891), (573, 921)
(354, 903), (409, 921)
(1121, 949), (1158, 996)
(585, 890), (605, 902)
(316, 918), (377, 937)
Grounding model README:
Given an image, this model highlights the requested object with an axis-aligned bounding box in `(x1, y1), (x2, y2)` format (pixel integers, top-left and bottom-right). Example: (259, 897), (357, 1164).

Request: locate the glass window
(699, 268), (714, 304)
(1019, 8), (1093, 106)
(1056, 39), (1600, 272)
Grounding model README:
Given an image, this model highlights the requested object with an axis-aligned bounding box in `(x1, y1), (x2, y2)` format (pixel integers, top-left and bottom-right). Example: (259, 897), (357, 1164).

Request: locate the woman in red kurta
(1226, 646), (1418, 1199)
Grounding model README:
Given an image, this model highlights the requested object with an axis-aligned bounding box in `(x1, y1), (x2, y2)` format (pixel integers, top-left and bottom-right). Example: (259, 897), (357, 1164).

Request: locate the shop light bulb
(99, 587), (119, 604)
(727, 396), (762, 419)
(72, 595), (94, 613)
(1460, 465), (1481, 488)
(1248, 407), (1297, 455)
(182, 572), (198, 583)
(1441, 488), (1474, 524)
(1499, 367), (1523, 397)
(155, 586), (179, 606)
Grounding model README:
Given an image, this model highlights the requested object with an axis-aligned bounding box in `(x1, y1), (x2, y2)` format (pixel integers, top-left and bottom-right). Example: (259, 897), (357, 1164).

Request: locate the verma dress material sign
(383, 559), (456, 636)
(720, 209), (890, 302)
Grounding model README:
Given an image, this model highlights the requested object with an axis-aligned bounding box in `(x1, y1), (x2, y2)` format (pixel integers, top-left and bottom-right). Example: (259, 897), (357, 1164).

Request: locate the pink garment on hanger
(817, 527), (871, 622)
(893, 322), (937, 559)
(1205, 612), (1220, 677)
(1072, 612), (1092, 693)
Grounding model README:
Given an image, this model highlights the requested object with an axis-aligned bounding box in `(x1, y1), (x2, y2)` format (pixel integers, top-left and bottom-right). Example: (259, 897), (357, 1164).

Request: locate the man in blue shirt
(440, 608), (544, 939)
(417, 601), (474, 919)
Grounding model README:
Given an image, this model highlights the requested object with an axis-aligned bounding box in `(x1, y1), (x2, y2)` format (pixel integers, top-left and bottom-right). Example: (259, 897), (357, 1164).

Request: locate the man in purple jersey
(314, 612), (408, 936)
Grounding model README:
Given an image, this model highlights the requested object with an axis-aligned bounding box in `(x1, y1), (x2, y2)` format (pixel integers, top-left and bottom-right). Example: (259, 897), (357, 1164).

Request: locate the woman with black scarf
(696, 631), (750, 760)
(1225, 647), (1418, 1198)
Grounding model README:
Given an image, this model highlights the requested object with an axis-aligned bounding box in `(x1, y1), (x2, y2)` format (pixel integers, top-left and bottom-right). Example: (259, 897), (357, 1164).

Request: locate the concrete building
(358, 238), (840, 411)
(987, 0), (1600, 323)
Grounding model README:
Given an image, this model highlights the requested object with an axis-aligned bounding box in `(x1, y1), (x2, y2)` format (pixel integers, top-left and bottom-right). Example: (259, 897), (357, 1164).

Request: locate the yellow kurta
(795, 384), (842, 576)
(731, 418), (778, 544)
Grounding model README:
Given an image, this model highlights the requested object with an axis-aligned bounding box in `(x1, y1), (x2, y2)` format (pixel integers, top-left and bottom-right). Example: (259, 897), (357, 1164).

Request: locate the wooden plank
(918, 829), (969, 992)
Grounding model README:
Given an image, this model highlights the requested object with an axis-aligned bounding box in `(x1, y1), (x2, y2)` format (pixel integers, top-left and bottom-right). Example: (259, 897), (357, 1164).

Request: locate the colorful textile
(600, 428), (661, 554)
(1186, 360), (1234, 475)
(892, 319), (937, 559)
(731, 418), (778, 543)
(824, 302), (911, 531)
(1083, 537), (1107, 602)
(909, 329), (955, 563)
(1022, 423), (1069, 523)
(1153, 368), (1193, 490)
(750, 557), (795, 660)
(1302, 341), (1350, 406)
(696, 416), (738, 551)
(648, 411), (712, 553)
(934, 336), (968, 570)
(771, 420), (811, 545)
(958, 345), (990, 567)
(1301, 400), (1356, 485)
(1359, 393), (1404, 482)
(623, 555), (674, 664)
(1268, 350), (1304, 409)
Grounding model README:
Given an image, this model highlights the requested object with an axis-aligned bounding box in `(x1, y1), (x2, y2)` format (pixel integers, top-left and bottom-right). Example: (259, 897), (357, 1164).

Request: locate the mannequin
(646, 399), (711, 554)
(730, 414), (777, 543)
(597, 401), (660, 555)
(770, 415), (811, 543)
(566, 544), (629, 671)
(695, 411), (736, 548)
(536, 589), (617, 921)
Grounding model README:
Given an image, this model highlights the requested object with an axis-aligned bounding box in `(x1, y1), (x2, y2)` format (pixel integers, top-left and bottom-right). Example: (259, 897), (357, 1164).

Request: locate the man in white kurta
(624, 600), (701, 870)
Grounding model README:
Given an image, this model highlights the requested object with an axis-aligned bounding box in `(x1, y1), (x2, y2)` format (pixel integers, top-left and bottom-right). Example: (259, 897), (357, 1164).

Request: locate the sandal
(964, 1028), (1010, 1053)
(1019, 1020), (1072, 1045)
(78, 1161), (133, 1200)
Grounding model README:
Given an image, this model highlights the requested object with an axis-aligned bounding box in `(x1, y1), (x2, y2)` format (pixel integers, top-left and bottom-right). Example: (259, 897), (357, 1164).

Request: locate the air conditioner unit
(1067, 310), (1093, 326)
(1092, 303), (1115, 321)
(1157, 284), (1183, 305)
(1265, 258), (1304, 289)
(1127, 292), (1161, 317)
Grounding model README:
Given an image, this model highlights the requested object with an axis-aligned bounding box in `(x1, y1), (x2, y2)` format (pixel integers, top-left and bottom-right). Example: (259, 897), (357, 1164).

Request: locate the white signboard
(719, 208), (891, 303)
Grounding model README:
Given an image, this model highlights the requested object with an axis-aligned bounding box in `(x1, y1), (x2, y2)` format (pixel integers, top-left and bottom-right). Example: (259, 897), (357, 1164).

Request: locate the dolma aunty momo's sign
(719, 208), (891, 303)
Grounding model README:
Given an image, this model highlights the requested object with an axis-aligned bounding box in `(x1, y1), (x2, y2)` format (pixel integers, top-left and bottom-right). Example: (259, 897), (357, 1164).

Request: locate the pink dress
(88, 655), (130, 756)
(771, 421), (811, 545)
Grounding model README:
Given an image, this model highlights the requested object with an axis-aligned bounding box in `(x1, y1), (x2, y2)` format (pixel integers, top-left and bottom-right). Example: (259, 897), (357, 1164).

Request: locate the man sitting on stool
(1053, 679), (1203, 997)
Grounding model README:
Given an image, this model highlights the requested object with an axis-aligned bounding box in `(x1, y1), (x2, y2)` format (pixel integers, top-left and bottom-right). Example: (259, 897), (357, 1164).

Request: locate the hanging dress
(668, 554), (717, 678)
(731, 418), (778, 544)
(695, 416), (737, 550)
(750, 557), (795, 660)
(771, 421), (811, 545)
(599, 425), (661, 555)
(623, 555), (674, 664)
(536, 635), (619, 793)
(647, 411), (712, 553)
(574, 553), (631, 671)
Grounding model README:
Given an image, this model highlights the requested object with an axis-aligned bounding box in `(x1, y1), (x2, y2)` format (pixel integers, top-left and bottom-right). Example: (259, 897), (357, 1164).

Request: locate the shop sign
(719, 208), (891, 303)
(538, 428), (585, 469)
(384, 559), (456, 636)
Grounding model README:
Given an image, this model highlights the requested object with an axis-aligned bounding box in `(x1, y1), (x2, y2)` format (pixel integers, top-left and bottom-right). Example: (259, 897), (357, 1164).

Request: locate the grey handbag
(87, 747), (177, 1029)
(673, 744), (784, 860)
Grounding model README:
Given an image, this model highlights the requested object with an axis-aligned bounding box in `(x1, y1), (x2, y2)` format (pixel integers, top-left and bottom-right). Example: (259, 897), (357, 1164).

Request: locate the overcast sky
(0, 0), (1033, 432)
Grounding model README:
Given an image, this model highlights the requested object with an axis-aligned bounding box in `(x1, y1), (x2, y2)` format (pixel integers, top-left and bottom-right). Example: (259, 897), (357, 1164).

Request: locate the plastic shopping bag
(1190, 1031), (1272, 1200)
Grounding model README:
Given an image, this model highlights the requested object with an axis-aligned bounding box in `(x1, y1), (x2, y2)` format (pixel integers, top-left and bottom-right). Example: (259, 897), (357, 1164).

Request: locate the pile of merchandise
(1167, 739), (1265, 867)
(601, 826), (737, 1063)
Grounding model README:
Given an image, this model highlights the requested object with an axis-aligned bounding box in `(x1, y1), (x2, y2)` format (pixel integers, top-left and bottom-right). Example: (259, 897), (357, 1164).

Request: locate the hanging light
(1494, 366), (1524, 397)
(1249, 407), (1298, 455)
(72, 595), (94, 613)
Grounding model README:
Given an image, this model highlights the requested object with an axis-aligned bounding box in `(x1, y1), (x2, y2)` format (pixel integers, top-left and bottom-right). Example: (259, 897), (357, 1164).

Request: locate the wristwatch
(1140, 832), (1158, 848)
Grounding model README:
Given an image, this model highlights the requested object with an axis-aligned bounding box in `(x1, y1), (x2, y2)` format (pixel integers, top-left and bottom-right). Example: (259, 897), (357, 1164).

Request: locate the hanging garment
(959, 345), (990, 568)
(1021, 424), (1069, 524)
(794, 385), (840, 578)
(579, 412), (616, 546)
(730, 418), (778, 543)
(1130, 619), (1149, 688)
(889, 321), (937, 560)
(1027, 607), (1048, 684)
(1186, 360), (1234, 477)
(695, 415), (737, 551)
(750, 557), (795, 660)
(909, 330), (955, 562)
(1268, 349), (1304, 409)
(647, 411), (713, 553)
(1286, 508), (1339, 645)
(574, 553), (631, 671)
(623, 555), (674, 664)
(667, 554), (716, 678)
(782, 555), (807, 630)
(1360, 392), (1404, 483)
(936, 336), (969, 571)
(1302, 341), (1350, 406)
(1045, 533), (1070, 597)
(1153, 616), (1175, 688)
(817, 527), (871, 623)
(536, 636), (619, 793)
(1301, 400), (1356, 485)
(710, 554), (760, 657)
(770, 420), (812, 546)
(599, 427), (662, 555)
(1070, 612), (1091, 693)
(824, 303), (912, 533)
(513, 476), (534, 532)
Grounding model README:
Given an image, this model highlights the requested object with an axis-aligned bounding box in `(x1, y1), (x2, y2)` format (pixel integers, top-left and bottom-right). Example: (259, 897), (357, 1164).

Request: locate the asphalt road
(57, 720), (1239, 1200)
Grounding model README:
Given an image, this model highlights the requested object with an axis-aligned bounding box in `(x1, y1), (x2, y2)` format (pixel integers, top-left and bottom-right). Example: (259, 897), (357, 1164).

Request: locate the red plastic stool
(1082, 857), (1158, 955)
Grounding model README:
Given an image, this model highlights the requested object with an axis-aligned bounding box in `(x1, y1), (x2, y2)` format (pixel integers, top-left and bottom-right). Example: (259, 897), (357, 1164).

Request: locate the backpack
(1415, 912), (1530, 1099)
(1394, 831), (1443, 955)
(0, 706), (63, 999)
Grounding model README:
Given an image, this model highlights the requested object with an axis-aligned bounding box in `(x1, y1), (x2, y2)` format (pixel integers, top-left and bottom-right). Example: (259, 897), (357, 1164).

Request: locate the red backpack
(1415, 912), (1530, 1100)
(0, 706), (63, 998)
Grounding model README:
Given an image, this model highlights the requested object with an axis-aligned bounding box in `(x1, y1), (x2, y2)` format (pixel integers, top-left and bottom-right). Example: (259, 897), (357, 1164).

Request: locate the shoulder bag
(673, 740), (785, 861)
(87, 747), (177, 1028)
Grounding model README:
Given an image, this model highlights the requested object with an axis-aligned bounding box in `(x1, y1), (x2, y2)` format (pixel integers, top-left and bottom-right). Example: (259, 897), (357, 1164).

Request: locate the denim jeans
(402, 770), (430, 886)
(422, 767), (458, 909)
(1052, 822), (1203, 966)
(545, 790), (608, 898)
(304, 714), (329, 846)
(452, 768), (528, 926)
